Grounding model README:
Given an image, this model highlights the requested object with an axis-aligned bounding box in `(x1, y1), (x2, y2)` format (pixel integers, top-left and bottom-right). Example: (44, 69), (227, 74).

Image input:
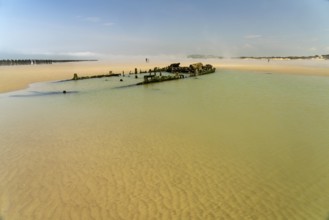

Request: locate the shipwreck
(137, 62), (216, 85)
(70, 62), (216, 86)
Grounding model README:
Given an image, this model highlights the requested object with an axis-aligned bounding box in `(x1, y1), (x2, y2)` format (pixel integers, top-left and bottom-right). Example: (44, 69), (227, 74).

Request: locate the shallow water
(1, 69), (329, 219)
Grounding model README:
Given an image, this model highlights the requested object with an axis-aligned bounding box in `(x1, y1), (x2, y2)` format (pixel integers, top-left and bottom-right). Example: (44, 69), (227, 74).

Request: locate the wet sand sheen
(1, 65), (329, 219)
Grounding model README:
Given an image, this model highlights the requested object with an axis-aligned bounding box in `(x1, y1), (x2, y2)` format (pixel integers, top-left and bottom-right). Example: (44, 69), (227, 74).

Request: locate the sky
(1, 0), (329, 59)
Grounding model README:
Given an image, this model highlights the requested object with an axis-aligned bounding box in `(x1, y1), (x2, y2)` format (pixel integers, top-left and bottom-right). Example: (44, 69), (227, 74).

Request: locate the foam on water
(1, 69), (329, 219)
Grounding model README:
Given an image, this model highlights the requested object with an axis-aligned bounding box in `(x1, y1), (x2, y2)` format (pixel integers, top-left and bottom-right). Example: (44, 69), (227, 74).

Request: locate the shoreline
(1, 59), (329, 94)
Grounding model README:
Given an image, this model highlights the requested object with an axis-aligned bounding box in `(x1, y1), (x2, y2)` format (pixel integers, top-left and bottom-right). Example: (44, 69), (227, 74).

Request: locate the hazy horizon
(1, 0), (329, 60)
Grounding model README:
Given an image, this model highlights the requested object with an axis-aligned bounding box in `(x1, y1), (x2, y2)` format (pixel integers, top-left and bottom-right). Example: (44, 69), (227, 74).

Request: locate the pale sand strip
(0, 60), (163, 93)
(0, 59), (328, 93)
(218, 59), (329, 76)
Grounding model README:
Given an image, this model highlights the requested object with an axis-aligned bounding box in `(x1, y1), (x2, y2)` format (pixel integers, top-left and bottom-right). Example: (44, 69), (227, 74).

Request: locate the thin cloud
(244, 35), (262, 39)
(243, 43), (253, 49)
(12, 50), (99, 59)
(85, 17), (101, 22)
(78, 16), (114, 27)
(62, 51), (97, 57)
(309, 47), (317, 51)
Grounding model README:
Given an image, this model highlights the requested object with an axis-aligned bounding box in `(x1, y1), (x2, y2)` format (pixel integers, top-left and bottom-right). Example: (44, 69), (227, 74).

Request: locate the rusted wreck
(136, 73), (185, 85)
(72, 72), (121, 80)
(165, 62), (216, 76)
(68, 62), (216, 86)
(137, 63), (216, 85)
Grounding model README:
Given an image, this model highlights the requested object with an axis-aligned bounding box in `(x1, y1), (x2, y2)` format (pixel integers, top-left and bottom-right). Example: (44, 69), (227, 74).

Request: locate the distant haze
(1, 0), (329, 59)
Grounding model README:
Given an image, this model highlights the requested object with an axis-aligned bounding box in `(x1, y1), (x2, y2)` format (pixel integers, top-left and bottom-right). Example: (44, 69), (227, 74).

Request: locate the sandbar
(0, 58), (328, 93)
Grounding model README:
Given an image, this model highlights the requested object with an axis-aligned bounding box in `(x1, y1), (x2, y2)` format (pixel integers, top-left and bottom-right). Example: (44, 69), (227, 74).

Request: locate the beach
(2, 0), (329, 217)
(1, 59), (329, 219)
(1, 58), (329, 94)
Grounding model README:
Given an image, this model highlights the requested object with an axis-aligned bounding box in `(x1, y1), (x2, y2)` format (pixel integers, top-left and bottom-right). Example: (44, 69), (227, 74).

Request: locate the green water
(1, 70), (329, 219)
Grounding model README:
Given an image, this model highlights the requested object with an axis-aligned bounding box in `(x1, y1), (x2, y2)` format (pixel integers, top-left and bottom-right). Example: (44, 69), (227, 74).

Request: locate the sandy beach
(2, 0), (329, 218)
(1, 58), (328, 94)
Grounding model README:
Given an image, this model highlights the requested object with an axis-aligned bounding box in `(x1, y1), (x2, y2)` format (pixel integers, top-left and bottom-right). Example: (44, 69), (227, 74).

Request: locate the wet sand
(0, 61), (143, 93)
(0, 58), (328, 94)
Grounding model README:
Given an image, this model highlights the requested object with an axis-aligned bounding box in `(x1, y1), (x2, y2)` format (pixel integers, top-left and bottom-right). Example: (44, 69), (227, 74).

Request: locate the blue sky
(1, 0), (329, 59)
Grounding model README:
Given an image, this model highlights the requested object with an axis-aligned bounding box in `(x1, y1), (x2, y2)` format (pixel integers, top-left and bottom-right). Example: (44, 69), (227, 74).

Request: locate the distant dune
(187, 54), (329, 60)
(238, 54), (329, 60)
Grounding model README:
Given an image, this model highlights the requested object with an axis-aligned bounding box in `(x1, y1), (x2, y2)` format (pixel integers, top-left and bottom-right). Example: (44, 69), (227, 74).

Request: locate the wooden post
(73, 73), (78, 80)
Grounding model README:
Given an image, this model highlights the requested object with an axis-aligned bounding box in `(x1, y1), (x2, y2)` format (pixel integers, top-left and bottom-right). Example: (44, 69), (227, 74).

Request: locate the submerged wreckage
(137, 62), (216, 85)
(71, 62), (216, 85)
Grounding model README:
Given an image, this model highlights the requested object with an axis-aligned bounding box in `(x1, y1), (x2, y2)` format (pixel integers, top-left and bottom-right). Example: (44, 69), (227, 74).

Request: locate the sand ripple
(2, 70), (329, 219)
